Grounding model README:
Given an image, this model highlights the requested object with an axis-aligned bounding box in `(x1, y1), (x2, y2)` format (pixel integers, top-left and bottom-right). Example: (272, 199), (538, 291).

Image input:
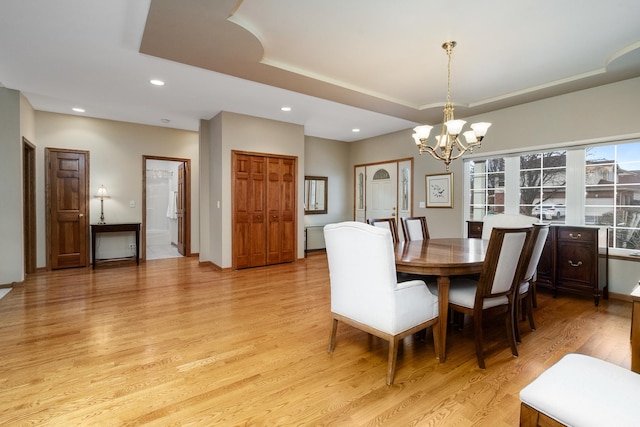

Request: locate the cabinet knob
(568, 260), (583, 267)
(569, 233), (582, 239)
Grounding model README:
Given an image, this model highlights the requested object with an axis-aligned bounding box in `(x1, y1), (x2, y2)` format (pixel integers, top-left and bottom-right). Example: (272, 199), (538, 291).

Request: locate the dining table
(394, 237), (488, 362)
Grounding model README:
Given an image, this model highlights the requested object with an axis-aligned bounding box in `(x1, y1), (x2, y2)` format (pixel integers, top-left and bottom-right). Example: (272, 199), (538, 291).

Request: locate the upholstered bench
(519, 353), (640, 426)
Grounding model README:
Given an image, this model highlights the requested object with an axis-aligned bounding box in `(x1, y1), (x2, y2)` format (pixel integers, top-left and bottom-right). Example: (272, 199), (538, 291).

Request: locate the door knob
(78, 213), (84, 217)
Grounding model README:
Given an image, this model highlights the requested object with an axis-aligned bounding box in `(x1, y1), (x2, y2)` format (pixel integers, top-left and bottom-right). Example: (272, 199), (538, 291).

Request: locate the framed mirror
(304, 176), (328, 214)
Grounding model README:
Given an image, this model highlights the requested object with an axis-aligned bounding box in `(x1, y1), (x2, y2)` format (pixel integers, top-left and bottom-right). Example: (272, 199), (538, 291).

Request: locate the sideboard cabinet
(554, 226), (600, 305)
(469, 222), (603, 306)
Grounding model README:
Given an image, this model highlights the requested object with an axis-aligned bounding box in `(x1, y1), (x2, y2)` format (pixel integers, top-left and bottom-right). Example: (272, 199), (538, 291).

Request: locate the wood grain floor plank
(0, 254), (632, 426)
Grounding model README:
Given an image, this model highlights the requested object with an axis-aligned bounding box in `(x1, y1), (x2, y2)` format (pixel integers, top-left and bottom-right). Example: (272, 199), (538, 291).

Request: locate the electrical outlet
(129, 244), (136, 249)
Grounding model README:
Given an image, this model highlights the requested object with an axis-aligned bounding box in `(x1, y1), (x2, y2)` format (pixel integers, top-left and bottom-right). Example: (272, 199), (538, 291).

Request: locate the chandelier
(412, 41), (491, 171)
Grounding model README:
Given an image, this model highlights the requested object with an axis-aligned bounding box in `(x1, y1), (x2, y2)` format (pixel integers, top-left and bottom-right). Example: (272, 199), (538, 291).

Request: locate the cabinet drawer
(467, 221), (483, 238)
(557, 227), (597, 243)
(556, 242), (596, 283)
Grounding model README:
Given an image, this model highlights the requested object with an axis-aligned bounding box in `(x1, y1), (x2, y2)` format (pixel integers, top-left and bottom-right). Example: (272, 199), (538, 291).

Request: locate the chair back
(477, 227), (533, 300)
(481, 213), (538, 240)
(401, 216), (430, 241)
(324, 221), (397, 330)
(368, 217), (400, 244)
(523, 224), (550, 284)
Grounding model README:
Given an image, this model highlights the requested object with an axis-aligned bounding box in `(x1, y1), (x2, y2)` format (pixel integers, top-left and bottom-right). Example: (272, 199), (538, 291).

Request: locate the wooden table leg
(437, 275), (450, 362)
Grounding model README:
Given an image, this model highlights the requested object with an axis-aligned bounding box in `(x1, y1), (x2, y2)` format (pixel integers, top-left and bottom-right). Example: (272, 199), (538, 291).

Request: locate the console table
(91, 223), (140, 269)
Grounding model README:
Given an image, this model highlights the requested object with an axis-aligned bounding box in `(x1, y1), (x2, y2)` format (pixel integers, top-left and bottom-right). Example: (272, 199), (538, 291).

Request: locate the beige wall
(3, 77), (639, 289)
(303, 136), (352, 227)
(20, 92), (35, 143)
(34, 112), (200, 265)
(349, 77), (640, 238)
(349, 77), (640, 294)
(201, 111), (305, 268)
(0, 88), (24, 284)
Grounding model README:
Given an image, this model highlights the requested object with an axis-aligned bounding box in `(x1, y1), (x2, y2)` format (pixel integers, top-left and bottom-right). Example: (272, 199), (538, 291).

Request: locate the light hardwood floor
(0, 254), (632, 426)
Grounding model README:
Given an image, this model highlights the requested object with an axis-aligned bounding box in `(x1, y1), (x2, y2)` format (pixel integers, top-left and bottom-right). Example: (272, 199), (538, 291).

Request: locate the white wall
(201, 111), (305, 269)
(34, 112), (199, 264)
(0, 88), (24, 285)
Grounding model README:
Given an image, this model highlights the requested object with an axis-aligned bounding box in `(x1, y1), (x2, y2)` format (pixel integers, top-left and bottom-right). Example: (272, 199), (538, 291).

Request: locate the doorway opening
(23, 138), (36, 274)
(143, 156), (190, 260)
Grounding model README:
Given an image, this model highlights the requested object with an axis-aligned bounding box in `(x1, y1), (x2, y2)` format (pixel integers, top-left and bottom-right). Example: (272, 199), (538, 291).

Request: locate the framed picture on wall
(425, 172), (453, 208)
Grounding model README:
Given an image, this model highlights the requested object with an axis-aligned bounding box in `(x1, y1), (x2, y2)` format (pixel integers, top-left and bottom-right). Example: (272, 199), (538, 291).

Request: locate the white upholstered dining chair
(447, 226), (534, 369)
(481, 213), (539, 240)
(323, 221), (440, 385)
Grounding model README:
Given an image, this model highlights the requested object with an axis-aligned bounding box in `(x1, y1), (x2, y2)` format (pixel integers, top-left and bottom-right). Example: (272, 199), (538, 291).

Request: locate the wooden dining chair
(481, 213), (538, 240)
(401, 216), (430, 241)
(448, 226), (534, 369)
(368, 218), (400, 244)
(515, 223), (550, 343)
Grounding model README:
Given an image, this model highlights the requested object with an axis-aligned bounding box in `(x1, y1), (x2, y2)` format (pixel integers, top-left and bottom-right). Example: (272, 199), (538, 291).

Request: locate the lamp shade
(413, 125), (433, 140)
(471, 122), (491, 137)
(95, 185), (109, 198)
(444, 120), (466, 135)
(463, 130), (478, 144)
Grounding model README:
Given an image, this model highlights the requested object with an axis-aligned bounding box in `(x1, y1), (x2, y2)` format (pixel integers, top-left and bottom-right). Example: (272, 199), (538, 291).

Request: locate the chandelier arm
(420, 147), (453, 171)
(448, 149), (471, 162)
(419, 146), (447, 162)
(453, 137), (471, 152)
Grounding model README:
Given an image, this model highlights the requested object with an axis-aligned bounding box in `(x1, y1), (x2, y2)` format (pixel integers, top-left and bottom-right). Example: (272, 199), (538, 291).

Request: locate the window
(468, 157), (505, 220)
(585, 142), (640, 249)
(520, 151), (567, 223)
(464, 139), (640, 252)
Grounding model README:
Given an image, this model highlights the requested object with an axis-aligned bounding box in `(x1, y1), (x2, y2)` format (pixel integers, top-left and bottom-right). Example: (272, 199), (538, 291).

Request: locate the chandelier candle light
(412, 41), (491, 171)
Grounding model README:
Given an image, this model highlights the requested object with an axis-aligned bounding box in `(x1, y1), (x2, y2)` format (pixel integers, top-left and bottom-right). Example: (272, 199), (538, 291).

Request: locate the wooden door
(233, 153), (267, 268)
(177, 162), (186, 256)
(233, 152), (296, 269)
(267, 157), (295, 264)
(46, 149), (89, 269)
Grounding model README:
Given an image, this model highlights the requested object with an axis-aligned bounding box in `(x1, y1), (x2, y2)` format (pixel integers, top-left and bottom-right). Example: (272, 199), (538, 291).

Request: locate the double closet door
(232, 152), (296, 269)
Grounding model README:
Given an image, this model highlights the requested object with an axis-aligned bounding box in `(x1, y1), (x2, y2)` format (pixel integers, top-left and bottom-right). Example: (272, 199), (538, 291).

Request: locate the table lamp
(95, 185), (110, 224)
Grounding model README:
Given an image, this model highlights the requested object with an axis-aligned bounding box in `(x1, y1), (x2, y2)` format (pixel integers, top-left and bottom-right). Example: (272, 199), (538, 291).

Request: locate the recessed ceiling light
(160, 118), (171, 123)
(150, 79), (165, 86)
(281, 106), (292, 112)
(72, 107), (85, 113)
(352, 128), (361, 133)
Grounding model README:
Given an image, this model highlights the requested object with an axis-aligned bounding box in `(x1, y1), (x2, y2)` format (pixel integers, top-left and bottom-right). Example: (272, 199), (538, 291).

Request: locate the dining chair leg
(387, 336), (400, 385)
(328, 318), (338, 353)
(473, 314), (486, 369)
(507, 305), (519, 358)
(514, 305), (522, 344)
(525, 294), (536, 331)
(432, 321), (441, 359)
